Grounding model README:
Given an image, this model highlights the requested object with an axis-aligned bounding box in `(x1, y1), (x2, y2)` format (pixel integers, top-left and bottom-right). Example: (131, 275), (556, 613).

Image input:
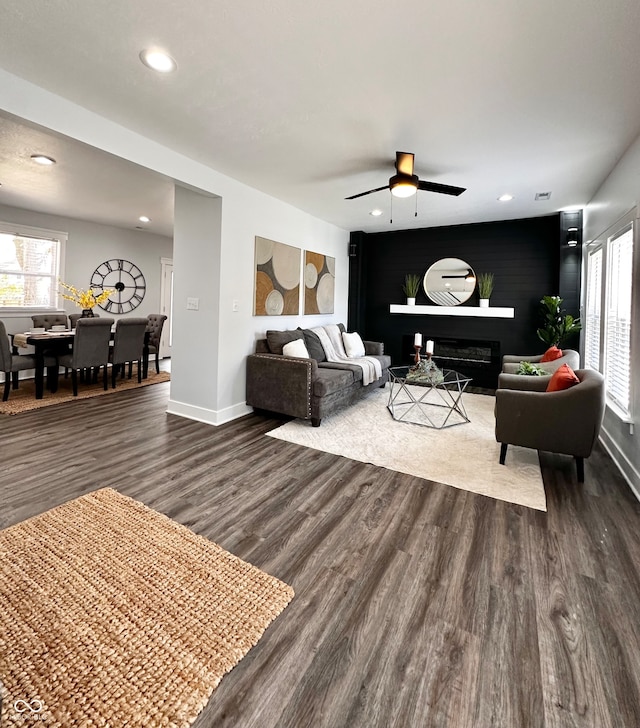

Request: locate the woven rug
(0, 488), (294, 727)
(267, 388), (546, 511)
(0, 369), (170, 415)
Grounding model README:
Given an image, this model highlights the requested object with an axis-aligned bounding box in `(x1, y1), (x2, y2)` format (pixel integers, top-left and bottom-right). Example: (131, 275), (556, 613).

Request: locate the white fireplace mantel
(390, 304), (515, 319)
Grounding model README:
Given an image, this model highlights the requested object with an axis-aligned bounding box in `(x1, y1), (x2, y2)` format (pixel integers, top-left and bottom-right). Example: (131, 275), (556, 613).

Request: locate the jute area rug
(0, 488), (294, 727)
(268, 388), (546, 511)
(0, 369), (170, 415)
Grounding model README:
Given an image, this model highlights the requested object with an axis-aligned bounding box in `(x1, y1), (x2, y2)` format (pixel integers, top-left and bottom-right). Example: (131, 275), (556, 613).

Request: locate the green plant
(477, 272), (494, 299)
(516, 361), (548, 376)
(402, 273), (421, 298)
(536, 295), (582, 347)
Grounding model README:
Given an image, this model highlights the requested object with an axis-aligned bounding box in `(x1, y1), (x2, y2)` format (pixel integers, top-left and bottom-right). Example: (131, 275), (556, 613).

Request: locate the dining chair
(31, 314), (69, 330)
(145, 314), (167, 376)
(109, 318), (147, 388)
(69, 312), (101, 328)
(57, 318), (114, 395)
(1, 321), (56, 401)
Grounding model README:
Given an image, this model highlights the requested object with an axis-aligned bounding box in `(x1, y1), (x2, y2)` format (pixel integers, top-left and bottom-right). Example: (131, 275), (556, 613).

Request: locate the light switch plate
(186, 297), (199, 310)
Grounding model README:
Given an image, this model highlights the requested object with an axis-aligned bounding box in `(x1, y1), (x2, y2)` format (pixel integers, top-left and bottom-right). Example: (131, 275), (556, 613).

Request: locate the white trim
(599, 426), (640, 502)
(390, 304), (514, 318)
(166, 398), (252, 426)
(0, 221), (68, 241)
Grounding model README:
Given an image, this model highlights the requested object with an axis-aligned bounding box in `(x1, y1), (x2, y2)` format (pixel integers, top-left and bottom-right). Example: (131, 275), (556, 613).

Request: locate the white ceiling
(0, 113), (175, 236)
(1, 0), (640, 235)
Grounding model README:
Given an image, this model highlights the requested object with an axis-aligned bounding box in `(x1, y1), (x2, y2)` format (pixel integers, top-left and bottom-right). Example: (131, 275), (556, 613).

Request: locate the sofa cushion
(298, 327), (327, 361)
(540, 345), (563, 362)
(546, 363), (579, 392)
(313, 368), (355, 397)
(319, 361), (363, 382)
(342, 331), (365, 358)
(283, 338), (310, 358)
(266, 329), (303, 355)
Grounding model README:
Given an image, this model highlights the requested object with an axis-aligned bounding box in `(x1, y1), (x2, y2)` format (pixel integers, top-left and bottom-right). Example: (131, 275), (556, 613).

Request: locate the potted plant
(402, 273), (421, 305)
(537, 295), (582, 346)
(477, 272), (494, 307)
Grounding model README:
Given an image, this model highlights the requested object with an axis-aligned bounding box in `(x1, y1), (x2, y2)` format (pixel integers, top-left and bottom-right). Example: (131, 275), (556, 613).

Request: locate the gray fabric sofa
(246, 326), (390, 426)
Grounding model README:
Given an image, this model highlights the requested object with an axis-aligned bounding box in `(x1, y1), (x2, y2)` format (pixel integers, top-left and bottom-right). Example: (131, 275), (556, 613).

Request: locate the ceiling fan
(345, 151), (466, 200)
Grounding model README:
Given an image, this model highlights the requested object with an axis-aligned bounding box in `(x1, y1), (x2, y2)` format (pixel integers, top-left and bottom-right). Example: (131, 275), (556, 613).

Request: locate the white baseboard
(166, 398), (252, 426)
(599, 426), (640, 502)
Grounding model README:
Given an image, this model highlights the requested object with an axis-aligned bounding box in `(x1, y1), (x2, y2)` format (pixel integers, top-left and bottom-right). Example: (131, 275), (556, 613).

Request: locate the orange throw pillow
(540, 345), (563, 362)
(546, 363), (579, 392)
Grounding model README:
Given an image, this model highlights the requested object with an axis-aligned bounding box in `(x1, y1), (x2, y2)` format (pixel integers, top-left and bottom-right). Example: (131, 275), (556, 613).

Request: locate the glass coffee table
(387, 365), (472, 429)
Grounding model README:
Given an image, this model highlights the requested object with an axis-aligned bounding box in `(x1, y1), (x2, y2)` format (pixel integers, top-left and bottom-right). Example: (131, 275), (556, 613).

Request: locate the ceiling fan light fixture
(390, 174), (418, 198)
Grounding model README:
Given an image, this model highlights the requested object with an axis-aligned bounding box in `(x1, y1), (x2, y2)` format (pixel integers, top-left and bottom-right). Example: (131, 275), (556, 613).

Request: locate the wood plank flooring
(1, 380), (639, 728)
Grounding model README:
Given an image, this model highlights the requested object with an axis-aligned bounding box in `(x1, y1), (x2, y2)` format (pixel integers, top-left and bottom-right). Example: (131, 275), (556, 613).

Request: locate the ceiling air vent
(535, 191), (552, 201)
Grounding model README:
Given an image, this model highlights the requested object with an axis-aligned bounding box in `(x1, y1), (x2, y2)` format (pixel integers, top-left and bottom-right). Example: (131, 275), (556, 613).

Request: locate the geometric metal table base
(387, 366), (472, 429)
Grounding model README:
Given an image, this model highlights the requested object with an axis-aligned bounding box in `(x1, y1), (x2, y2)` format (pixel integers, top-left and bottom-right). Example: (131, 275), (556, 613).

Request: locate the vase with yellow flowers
(59, 281), (113, 317)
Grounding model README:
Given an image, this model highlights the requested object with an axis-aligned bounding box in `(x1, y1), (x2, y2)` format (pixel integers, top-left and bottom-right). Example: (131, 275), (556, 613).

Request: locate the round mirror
(423, 258), (476, 306)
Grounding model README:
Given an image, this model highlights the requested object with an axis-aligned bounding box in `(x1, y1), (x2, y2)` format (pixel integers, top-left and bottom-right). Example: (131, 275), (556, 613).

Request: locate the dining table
(12, 329), (150, 399)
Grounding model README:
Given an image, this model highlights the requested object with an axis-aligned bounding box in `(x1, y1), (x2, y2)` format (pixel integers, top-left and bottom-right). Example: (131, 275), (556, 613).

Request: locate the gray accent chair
(69, 312), (100, 328)
(58, 318), (114, 395)
(145, 314), (167, 376)
(109, 318), (147, 387)
(0, 321), (56, 400)
(495, 368), (605, 483)
(31, 314), (69, 330)
(501, 349), (579, 375)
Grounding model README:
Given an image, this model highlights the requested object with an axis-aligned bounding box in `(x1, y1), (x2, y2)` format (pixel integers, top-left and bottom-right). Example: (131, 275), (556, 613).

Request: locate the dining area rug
(267, 388), (547, 511)
(0, 488), (294, 727)
(0, 369), (170, 415)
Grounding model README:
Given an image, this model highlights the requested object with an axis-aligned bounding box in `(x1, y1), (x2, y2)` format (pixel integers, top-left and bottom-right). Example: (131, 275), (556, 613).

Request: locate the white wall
(0, 202), (173, 334)
(584, 133), (640, 498)
(0, 69), (349, 424)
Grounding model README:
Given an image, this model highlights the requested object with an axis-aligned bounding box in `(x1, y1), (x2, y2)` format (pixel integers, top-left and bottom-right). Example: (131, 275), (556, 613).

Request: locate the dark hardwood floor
(2, 379), (639, 728)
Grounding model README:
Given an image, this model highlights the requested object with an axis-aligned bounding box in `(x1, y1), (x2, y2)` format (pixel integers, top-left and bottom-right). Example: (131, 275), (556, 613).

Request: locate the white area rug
(267, 388), (546, 511)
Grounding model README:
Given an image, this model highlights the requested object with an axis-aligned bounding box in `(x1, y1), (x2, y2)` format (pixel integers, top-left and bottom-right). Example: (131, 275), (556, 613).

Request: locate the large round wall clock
(90, 258), (146, 314)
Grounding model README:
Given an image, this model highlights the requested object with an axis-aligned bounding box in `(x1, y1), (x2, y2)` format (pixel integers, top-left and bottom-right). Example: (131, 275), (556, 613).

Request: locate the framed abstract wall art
(304, 250), (335, 314)
(254, 236), (301, 316)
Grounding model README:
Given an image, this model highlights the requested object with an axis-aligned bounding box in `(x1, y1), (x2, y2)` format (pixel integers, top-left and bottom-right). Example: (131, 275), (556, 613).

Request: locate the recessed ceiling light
(139, 48), (177, 73)
(498, 193), (513, 202)
(31, 154), (56, 165)
(138, 216), (151, 223)
(370, 209), (383, 217)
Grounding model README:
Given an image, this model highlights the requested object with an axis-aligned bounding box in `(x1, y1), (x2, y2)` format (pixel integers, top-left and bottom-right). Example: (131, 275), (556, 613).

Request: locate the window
(0, 223), (65, 310)
(584, 246), (602, 371)
(605, 223), (633, 414)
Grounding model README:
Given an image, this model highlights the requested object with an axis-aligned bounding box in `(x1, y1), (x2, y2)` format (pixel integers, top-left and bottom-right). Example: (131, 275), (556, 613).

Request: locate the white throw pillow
(342, 331), (365, 358)
(282, 338), (310, 358)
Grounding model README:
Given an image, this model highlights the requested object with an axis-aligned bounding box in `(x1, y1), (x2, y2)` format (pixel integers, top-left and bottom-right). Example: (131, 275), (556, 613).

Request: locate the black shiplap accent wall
(348, 214), (568, 387)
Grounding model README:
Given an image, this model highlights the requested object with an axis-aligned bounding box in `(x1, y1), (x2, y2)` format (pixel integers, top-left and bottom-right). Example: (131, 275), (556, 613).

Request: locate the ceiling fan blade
(395, 151), (414, 176)
(345, 185), (390, 200)
(417, 180), (466, 196)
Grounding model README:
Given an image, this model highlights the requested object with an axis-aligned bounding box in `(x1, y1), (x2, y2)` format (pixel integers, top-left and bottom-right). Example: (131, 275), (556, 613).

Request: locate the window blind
(584, 247), (602, 372)
(605, 225), (633, 413)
